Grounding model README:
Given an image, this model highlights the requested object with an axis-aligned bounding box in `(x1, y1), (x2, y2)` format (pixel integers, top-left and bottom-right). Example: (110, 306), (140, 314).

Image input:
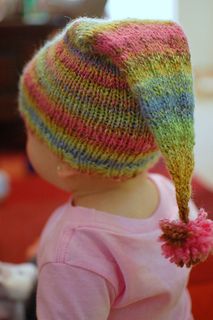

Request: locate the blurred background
(0, 1), (212, 319)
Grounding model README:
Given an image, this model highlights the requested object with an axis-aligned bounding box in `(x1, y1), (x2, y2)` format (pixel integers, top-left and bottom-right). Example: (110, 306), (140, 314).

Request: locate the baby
(17, 17), (213, 319)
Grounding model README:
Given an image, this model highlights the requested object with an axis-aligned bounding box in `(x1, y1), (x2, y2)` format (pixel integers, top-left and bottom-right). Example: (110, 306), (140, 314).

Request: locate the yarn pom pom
(159, 209), (213, 267)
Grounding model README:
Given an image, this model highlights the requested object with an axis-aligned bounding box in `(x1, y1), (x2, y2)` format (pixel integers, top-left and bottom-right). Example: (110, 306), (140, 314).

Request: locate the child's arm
(37, 262), (115, 319)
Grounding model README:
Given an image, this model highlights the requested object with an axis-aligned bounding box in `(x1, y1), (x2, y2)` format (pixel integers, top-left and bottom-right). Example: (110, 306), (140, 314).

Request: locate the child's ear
(56, 163), (76, 178)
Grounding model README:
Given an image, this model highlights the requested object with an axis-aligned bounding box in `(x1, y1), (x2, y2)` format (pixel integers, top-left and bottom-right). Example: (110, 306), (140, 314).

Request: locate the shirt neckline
(67, 173), (165, 232)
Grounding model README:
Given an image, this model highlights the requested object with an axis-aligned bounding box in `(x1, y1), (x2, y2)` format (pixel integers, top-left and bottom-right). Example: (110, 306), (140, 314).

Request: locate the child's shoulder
(150, 173), (198, 219)
(149, 172), (175, 193)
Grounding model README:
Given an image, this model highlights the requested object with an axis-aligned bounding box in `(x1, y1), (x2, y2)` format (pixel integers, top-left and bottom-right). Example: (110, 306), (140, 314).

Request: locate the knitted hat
(19, 18), (213, 267)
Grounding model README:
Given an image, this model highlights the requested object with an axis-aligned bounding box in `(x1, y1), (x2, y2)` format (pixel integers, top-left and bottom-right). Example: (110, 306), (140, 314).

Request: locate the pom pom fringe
(159, 209), (213, 267)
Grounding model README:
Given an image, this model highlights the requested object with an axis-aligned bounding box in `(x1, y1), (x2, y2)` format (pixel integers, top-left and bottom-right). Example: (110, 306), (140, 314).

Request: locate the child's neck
(71, 172), (160, 219)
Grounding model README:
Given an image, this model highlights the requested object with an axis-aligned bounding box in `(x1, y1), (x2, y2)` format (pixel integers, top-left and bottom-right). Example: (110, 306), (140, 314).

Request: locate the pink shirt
(37, 174), (195, 319)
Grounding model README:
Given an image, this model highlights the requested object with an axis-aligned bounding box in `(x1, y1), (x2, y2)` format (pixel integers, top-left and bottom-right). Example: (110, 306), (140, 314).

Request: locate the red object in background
(0, 154), (212, 320)
(0, 174), (68, 263)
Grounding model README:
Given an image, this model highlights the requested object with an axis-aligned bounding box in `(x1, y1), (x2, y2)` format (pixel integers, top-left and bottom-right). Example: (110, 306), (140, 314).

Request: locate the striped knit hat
(19, 18), (213, 267)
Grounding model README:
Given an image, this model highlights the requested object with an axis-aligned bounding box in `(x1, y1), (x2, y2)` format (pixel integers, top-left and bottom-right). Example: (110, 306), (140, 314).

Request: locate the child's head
(19, 18), (213, 267)
(19, 18), (194, 220)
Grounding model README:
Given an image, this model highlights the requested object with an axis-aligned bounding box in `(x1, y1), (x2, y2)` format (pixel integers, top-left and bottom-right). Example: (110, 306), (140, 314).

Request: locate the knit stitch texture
(19, 18), (195, 223)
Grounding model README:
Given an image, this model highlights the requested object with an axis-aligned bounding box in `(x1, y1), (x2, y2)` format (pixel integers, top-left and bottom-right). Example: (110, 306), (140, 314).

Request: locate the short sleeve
(37, 262), (115, 320)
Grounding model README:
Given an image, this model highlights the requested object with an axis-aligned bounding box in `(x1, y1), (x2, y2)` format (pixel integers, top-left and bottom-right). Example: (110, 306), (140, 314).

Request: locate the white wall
(106, 0), (177, 20)
(178, 1), (213, 188)
(178, 0), (213, 69)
